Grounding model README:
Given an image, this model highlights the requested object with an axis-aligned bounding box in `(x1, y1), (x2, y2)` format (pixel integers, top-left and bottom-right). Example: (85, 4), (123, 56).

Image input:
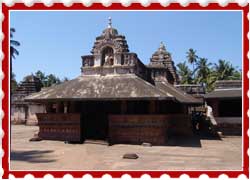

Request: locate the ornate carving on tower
(148, 42), (179, 84)
(81, 18), (147, 77)
(90, 17), (129, 67)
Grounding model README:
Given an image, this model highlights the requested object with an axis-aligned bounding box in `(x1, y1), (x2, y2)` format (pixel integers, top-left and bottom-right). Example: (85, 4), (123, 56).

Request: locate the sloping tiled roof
(25, 74), (202, 104)
(155, 81), (203, 104)
(205, 80), (242, 99)
(25, 74), (176, 101)
(205, 88), (242, 99)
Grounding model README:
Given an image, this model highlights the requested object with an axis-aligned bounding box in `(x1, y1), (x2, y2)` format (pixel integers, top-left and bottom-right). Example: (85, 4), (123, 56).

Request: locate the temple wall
(206, 98), (242, 136)
(35, 101), (193, 145)
(215, 117), (242, 136)
(109, 114), (193, 145)
(11, 105), (26, 124)
(26, 104), (45, 125)
(11, 104), (45, 125)
(37, 113), (82, 142)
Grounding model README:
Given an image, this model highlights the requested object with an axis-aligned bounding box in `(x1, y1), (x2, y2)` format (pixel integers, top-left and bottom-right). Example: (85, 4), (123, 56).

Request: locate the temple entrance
(218, 99), (242, 117)
(81, 101), (120, 140)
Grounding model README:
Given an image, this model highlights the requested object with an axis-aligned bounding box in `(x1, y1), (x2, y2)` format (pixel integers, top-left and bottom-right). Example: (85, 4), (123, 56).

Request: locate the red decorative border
(2, 3), (249, 179)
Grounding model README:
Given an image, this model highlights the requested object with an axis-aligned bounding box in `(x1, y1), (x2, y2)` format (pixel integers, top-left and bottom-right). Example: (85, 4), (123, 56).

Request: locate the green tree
(232, 69), (242, 80)
(35, 70), (46, 87)
(10, 28), (20, 61)
(45, 74), (61, 87)
(186, 48), (198, 79)
(214, 59), (235, 80)
(195, 58), (217, 92)
(176, 62), (193, 84)
(195, 58), (212, 84)
(11, 72), (18, 93)
(34, 71), (63, 87)
(10, 28), (20, 81)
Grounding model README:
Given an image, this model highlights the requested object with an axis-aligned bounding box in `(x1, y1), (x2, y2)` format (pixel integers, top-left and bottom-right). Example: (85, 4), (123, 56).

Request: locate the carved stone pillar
(114, 53), (121, 65)
(94, 54), (101, 67)
(64, 102), (69, 114)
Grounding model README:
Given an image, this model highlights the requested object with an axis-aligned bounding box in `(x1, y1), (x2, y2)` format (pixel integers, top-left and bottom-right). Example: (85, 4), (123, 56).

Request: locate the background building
(205, 80), (242, 135)
(11, 75), (45, 125)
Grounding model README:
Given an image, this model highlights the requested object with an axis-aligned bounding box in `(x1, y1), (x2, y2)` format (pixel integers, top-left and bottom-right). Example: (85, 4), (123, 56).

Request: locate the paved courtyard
(10, 125), (242, 170)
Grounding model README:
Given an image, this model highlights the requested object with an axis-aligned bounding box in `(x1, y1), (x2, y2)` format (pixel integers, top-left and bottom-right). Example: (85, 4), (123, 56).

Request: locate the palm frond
(10, 40), (20, 46)
(10, 46), (19, 59)
(10, 28), (15, 38)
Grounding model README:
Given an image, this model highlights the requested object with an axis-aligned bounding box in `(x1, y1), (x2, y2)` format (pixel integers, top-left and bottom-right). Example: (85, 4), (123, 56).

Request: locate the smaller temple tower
(148, 42), (179, 84)
(11, 75), (45, 125)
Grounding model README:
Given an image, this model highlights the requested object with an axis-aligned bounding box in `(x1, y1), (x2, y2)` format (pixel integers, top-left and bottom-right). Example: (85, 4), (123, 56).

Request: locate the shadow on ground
(167, 136), (202, 147)
(167, 133), (222, 148)
(10, 150), (56, 163)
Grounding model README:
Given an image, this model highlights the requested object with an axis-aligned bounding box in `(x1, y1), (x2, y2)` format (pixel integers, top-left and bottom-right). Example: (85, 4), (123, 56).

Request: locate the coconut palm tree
(195, 58), (217, 92)
(195, 58), (211, 83)
(214, 59), (235, 80)
(186, 48), (198, 79)
(176, 62), (193, 84)
(10, 28), (20, 62)
(10, 28), (20, 81)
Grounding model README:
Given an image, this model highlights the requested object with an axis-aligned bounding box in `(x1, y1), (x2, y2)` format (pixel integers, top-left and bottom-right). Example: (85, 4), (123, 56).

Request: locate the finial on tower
(159, 41), (166, 51)
(108, 17), (112, 28)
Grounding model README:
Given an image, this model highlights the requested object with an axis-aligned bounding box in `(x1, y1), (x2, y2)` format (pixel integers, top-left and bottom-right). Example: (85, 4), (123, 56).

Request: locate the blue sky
(10, 11), (242, 82)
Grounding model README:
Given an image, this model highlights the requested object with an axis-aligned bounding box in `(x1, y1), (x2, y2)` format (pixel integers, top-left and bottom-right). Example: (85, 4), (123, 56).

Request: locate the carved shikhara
(1, 2), (249, 179)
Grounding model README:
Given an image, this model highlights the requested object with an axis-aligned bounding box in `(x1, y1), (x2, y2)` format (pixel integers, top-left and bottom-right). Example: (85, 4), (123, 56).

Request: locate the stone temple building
(205, 80), (242, 135)
(26, 18), (202, 145)
(11, 75), (45, 125)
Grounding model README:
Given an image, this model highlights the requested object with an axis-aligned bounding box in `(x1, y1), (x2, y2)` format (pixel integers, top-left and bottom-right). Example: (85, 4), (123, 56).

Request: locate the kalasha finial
(159, 41), (166, 51)
(108, 17), (112, 28)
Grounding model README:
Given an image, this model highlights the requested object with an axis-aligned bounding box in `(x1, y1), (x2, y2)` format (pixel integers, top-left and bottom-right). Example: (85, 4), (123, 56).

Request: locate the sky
(10, 11), (242, 82)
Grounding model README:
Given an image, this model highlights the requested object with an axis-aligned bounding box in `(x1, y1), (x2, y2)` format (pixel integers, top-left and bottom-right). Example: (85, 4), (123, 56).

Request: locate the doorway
(81, 101), (120, 140)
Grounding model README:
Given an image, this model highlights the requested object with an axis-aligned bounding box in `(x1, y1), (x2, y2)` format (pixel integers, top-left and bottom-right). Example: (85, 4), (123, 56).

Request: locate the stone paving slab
(10, 125), (242, 170)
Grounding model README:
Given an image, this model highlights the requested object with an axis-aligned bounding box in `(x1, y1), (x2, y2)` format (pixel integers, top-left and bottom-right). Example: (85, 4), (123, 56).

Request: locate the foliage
(10, 28), (20, 87)
(186, 48), (198, 65)
(10, 28), (20, 61)
(177, 49), (242, 92)
(11, 72), (18, 93)
(186, 48), (198, 79)
(214, 59), (237, 80)
(46, 74), (61, 87)
(34, 70), (68, 87)
(176, 62), (193, 84)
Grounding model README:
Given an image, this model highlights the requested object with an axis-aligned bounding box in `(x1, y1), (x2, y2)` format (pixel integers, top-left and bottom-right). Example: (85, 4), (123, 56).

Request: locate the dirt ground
(10, 125), (242, 171)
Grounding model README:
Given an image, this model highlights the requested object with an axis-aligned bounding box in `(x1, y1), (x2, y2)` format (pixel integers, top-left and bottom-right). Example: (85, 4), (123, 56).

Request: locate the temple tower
(81, 18), (148, 80)
(11, 75), (44, 125)
(148, 42), (179, 84)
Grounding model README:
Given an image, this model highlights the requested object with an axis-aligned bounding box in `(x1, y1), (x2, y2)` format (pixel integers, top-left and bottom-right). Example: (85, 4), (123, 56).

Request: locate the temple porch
(37, 100), (194, 145)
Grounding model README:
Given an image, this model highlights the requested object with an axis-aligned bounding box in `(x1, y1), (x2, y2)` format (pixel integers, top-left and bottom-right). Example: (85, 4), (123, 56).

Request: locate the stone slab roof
(25, 74), (202, 104)
(204, 88), (242, 99)
(155, 82), (203, 104)
(25, 74), (176, 101)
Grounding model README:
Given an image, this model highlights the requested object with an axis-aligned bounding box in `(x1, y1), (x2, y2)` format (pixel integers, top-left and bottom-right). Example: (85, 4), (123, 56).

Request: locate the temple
(25, 18), (203, 145)
(205, 80), (242, 135)
(11, 75), (45, 125)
